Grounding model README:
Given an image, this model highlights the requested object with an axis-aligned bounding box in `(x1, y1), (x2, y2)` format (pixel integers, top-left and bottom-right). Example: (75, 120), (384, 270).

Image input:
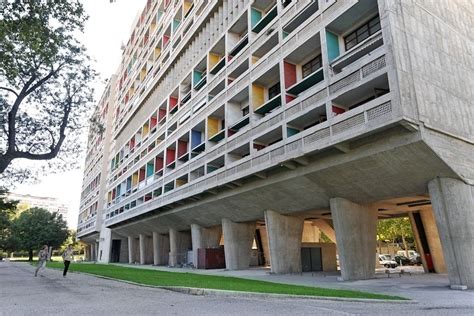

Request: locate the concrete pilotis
(428, 177), (474, 289)
(90, 243), (96, 261)
(98, 227), (112, 263)
(222, 219), (255, 270)
(139, 234), (146, 265)
(330, 198), (377, 281)
(190, 224), (222, 268)
(264, 210), (304, 274)
(128, 236), (134, 264)
(312, 219), (336, 243)
(169, 229), (191, 266)
(152, 232), (169, 265)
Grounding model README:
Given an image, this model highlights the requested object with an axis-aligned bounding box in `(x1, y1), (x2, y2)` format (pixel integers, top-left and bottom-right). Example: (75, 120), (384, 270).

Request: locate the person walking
(62, 244), (74, 277)
(34, 245), (49, 277)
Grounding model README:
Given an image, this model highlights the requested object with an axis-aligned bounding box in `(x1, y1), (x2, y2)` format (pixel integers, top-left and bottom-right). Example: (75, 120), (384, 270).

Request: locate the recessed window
(302, 55), (322, 78)
(268, 82), (281, 99)
(344, 15), (380, 51)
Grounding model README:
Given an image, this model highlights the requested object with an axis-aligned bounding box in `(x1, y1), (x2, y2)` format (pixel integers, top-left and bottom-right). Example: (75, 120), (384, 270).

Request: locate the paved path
(0, 261), (473, 315)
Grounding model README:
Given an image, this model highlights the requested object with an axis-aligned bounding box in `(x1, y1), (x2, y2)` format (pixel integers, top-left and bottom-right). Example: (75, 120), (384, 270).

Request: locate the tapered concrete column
(190, 224), (222, 268)
(265, 210), (304, 274)
(169, 229), (191, 266)
(428, 177), (474, 289)
(128, 236), (134, 264)
(90, 243), (96, 261)
(84, 245), (90, 261)
(98, 227), (112, 263)
(153, 232), (170, 265)
(139, 234), (146, 265)
(420, 208), (447, 273)
(330, 198), (377, 281)
(222, 219), (255, 270)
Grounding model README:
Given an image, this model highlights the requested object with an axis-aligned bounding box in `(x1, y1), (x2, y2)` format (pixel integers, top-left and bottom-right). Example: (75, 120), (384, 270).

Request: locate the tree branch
(0, 86), (19, 98)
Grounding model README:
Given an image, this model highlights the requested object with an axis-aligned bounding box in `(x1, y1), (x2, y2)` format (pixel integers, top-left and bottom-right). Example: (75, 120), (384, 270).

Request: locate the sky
(13, 0), (147, 228)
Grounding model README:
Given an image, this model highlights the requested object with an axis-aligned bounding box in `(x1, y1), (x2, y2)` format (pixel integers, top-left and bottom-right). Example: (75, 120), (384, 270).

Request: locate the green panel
(146, 162), (154, 177)
(250, 8), (262, 29)
(252, 6), (278, 33)
(173, 19), (181, 31)
(193, 70), (203, 86)
(287, 127), (300, 137)
(326, 30), (340, 62)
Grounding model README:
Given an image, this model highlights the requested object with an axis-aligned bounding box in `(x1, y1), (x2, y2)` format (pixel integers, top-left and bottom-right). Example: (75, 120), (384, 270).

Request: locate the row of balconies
(108, 2), (383, 192)
(105, 51), (390, 214)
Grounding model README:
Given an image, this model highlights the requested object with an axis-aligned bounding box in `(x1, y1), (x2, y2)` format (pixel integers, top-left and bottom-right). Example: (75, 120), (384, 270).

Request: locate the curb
(41, 266), (412, 304)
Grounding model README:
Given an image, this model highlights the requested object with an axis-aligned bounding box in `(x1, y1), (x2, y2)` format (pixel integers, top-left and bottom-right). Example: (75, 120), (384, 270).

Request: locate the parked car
(378, 254), (398, 268)
(394, 255), (411, 266)
(397, 250), (420, 258)
(410, 255), (422, 266)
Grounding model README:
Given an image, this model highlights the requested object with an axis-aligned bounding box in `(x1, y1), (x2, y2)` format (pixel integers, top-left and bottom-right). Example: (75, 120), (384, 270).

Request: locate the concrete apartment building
(77, 76), (117, 261)
(77, 0), (474, 289)
(8, 193), (69, 220)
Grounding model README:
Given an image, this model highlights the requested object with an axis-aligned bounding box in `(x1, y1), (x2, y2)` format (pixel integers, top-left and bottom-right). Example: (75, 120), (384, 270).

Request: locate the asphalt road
(0, 261), (473, 316)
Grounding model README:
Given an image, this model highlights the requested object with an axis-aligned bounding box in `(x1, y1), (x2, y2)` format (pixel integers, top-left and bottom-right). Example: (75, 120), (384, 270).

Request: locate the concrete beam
(312, 219), (336, 243)
(152, 232), (169, 265)
(222, 219), (255, 270)
(191, 224), (222, 268)
(330, 198), (377, 281)
(429, 177), (474, 289)
(265, 210), (304, 274)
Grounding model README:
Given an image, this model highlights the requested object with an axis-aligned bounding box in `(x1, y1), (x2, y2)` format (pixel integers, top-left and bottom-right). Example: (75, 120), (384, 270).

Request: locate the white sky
(14, 0), (147, 228)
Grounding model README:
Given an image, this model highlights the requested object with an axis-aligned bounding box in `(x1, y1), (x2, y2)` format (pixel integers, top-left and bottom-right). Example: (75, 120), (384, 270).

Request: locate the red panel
(169, 96), (178, 110)
(177, 140), (188, 157)
(150, 115), (157, 129)
(284, 61), (297, 88)
(285, 94), (296, 103)
(158, 108), (167, 121)
(332, 106), (346, 115)
(166, 148), (176, 165)
(139, 167), (146, 182)
(163, 35), (170, 47)
(155, 156), (164, 171)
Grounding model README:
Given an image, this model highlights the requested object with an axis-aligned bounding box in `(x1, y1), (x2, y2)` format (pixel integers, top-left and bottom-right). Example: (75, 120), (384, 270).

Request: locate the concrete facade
(190, 224), (222, 267)
(77, 0), (473, 289)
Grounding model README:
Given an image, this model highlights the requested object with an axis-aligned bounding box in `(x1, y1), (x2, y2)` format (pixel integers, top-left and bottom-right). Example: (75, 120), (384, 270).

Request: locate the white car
(378, 254), (398, 268)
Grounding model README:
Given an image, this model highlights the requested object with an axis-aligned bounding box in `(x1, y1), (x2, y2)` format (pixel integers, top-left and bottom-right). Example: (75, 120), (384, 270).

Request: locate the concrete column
(152, 232), (169, 265)
(408, 212), (429, 273)
(420, 208), (447, 273)
(312, 219), (336, 243)
(98, 227), (112, 263)
(222, 219), (255, 270)
(257, 227), (271, 266)
(169, 229), (191, 266)
(128, 236), (134, 264)
(330, 197), (377, 281)
(428, 177), (474, 289)
(139, 234), (146, 265)
(265, 210), (304, 274)
(90, 243), (96, 261)
(84, 245), (90, 261)
(190, 224), (222, 268)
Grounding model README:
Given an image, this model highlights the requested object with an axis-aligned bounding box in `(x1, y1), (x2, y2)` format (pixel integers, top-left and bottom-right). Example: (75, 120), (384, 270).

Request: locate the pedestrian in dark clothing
(62, 244), (74, 277)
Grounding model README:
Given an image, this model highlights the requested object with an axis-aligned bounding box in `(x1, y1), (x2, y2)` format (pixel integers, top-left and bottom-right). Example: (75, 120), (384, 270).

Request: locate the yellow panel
(154, 47), (161, 60)
(140, 68), (147, 81)
(183, 1), (192, 14)
(176, 179), (187, 187)
(132, 172), (139, 186)
(252, 56), (260, 64)
(142, 122), (149, 136)
(208, 53), (221, 69)
(207, 117), (219, 138)
(252, 84), (265, 109)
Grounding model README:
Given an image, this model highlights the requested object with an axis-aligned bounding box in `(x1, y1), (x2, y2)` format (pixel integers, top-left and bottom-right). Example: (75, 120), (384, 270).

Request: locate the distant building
(8, 192), (69, 220)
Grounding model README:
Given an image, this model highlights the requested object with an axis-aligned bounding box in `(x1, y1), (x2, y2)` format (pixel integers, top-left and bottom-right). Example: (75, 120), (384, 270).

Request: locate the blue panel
(191, 130), (202, 148)
(326, 30), (340, 62)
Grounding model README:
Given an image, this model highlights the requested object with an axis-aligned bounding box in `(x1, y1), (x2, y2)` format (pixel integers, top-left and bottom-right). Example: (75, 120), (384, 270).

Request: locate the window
(242, 106), (250, 116)
(344, 15), (381, 51)
(302, 55), (322, 78)
(268, 82), (281, 99)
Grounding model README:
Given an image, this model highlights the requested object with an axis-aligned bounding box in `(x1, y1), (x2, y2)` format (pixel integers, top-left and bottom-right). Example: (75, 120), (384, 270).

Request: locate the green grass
(11, 256), (84, 262)
(45, 262), (405, 300)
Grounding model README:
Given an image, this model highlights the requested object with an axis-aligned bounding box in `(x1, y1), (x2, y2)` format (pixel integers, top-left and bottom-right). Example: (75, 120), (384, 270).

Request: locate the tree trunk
(28, 249), (33, 261)
(402, 235), (408, 257)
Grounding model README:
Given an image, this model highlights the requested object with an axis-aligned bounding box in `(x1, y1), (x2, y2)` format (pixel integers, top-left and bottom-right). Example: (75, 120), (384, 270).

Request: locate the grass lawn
(45, 262), (405, 300)
(11, 256), (84, 262)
